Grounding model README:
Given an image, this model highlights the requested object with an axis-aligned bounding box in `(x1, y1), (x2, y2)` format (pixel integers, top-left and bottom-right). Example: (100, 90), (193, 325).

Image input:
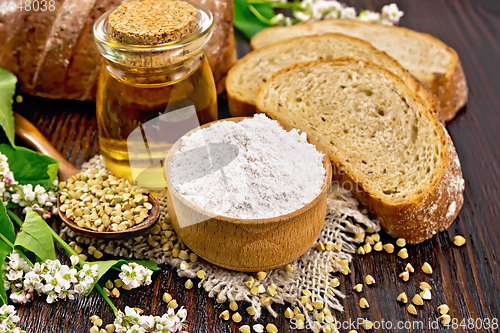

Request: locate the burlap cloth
(61, 155), (380, 323)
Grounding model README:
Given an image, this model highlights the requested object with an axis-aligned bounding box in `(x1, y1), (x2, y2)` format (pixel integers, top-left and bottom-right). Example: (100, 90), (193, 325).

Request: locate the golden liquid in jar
(96, 54), (217, 189)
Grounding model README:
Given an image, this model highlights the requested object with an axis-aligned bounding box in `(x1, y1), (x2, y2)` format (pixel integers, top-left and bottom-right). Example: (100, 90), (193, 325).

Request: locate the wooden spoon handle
(14, 113), (81, 181)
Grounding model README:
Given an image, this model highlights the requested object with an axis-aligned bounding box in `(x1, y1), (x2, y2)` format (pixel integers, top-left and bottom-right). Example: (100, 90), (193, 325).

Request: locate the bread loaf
(251, 19), (467, 121)
(256, 59), (464, 243)
(227, 33), (441, 121)
(0, 0), (236, 100)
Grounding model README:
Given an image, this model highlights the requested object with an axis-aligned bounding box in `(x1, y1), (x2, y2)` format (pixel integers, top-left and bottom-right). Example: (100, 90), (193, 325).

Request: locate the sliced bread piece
(255, 59), (464, 243)
(227, 33), (440, 121)
(251, 19), (467, 121)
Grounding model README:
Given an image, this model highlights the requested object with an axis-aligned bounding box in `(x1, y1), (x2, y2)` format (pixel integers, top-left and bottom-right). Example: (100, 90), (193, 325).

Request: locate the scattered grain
(230, 301), (238, 311)
(184, 279), (193, 289)
(407, 304), (417, 315)
(353, 284), (363, 293)
(437, 304), (449, 315)
(397, 248), (408, 259)
(383, 243), (395, 253)
(363, 242), (372, 254)
(312, 301), (324, 310)
(330, 278), (340, 288)
(219, 310), (230, 320)
(453, 235), (466, 247)
(413, 294), (424, 306)
(266, 323), (278, 333)
(232, 312), (242, 323)
(359, 298), (369, 309)
(362, 319), (373, 330)
(253, 324), (264, 333)
(439, 314), (451, 325)
(365, 236), (375, 245)
(365, 275), (375, 285)
(167, 299), (178, 309)
(422, 262), (433, 275)
(239, 325), (251, 333)
(397, 292), (408, 303)
(420, 281), (432, 290)
(420, 289), (431, 300)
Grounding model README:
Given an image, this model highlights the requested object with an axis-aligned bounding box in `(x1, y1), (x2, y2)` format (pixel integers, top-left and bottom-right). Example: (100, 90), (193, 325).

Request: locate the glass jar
(93, 1), (217, 190)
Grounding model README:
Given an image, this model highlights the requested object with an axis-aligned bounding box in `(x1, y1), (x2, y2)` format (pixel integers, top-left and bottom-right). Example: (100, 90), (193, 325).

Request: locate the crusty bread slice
(251, 19), (467, 121)
(227, 33), (441, 121)
(255, 60), (464, 243)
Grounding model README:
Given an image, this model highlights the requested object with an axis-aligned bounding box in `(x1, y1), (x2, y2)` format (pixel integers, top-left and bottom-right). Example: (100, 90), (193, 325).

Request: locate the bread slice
(251, 19), (467, 121)
(227, 33), (441, 121)
(255, 59), (464, 243)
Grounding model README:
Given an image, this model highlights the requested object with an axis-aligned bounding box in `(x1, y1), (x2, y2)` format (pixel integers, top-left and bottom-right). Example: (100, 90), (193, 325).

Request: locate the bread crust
(251, 19), (467, 122)
(228, 33), (442, 121)
(329, 131), (463, 244)
(256, 59), (464, 244)
(426, 52), (468, 121)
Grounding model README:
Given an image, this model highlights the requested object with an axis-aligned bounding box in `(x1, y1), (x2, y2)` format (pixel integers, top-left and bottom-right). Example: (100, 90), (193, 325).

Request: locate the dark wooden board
(10, 0), (500, 332)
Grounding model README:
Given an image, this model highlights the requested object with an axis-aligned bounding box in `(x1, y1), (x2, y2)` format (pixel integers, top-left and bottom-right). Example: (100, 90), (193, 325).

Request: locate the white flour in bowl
(168, 114), (326, 219)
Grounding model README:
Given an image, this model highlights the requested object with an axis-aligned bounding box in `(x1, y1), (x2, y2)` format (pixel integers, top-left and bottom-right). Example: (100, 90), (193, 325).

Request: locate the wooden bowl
(58, 193), (160, 240)
(165, 117), (332, 272)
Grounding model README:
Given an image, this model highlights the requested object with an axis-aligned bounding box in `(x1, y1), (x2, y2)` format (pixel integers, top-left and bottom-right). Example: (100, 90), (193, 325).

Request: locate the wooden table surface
(10, 0), (500, 332)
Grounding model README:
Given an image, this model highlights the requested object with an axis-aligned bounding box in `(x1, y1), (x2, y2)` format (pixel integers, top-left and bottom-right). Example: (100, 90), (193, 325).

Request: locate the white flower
(358, 10), (381, 23)
(41, 273), (61, 293)
(58, 289), (75, 300)
(23, 271), (44, 292)
(0, 152), (58, 218)
(9, 289), (31, 304)
(119, 264), (142, 289)
(70, 255), (80, 267)
(270, 13), (286, 25)
(33, 262), (44, 274)
(7, 252), (31, 272)
(56, 266), (77, 290)
(79, 264), (98, 285)
(22, 184), (35, 202)
(340, 7), (356, 19)
(6, 269), (23, 281)
(124, 306), (141, 321)
(294, 11), (311, 22)
(114, 306), (187, 333)
(119, 263), (153, 289)
(382, 3), (403, 23)
(10, 193), (21, 204)
(74, 282), (90, 295)
(45, 259), (62, 273)
(46, 291), (58, 304)
(127, 324), (145, 333)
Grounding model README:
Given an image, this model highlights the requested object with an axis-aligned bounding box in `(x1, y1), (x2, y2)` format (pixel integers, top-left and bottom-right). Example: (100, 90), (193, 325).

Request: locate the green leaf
(82, 259), (159, 296)
(233, 0), (274, 39)
(0, 201), (16, 304)
(0, 144), (59, 190)
(0, 68), (16, 147)
(81, 259), (128, 296)
(14, 210), (55, 262)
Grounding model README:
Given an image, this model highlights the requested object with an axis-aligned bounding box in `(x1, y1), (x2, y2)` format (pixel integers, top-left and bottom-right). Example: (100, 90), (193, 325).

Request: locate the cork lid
(108, 0), (198, 45)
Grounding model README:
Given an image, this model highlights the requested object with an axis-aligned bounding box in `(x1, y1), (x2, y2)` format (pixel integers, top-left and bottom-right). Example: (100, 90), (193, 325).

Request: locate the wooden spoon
(14, 113), (160, 240)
